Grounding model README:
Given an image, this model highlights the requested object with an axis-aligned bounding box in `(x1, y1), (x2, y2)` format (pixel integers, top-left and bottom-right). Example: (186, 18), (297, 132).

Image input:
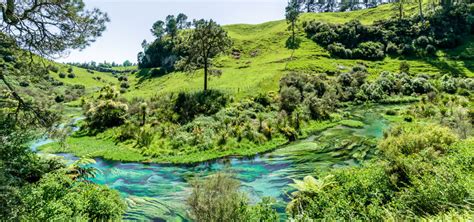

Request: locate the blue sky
(56, 0), (287, 64)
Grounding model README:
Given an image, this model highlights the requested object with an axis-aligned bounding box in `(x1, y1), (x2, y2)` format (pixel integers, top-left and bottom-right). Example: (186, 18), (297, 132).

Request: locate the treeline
(137, 13), (191, 70)
(300, 0), (391, 12)
(299, 0), (472, 13)
(66, 60), (137, 73)
(304, 4), (473, 60)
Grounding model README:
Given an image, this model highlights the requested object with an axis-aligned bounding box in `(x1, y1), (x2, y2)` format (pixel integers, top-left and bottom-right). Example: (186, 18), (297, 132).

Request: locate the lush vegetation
(287, 122), (473, 220)
(0, 1), (126, 220)
(2, 0), (473, 221)
(304, 4), (474, 60)
(187, 173), (279, 222)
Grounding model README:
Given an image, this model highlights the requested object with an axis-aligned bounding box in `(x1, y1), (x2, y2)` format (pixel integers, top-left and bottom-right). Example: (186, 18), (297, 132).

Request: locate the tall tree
(286, 0), (301, 48)
(178, 19), (232, 91)
(176, 13), (190, 29)
(0, 0), (109, 57)
(165, 15), (178, 40)
(305, 0), (316, 12)
(151, 20), (165, 39)
(396, 0), (405, 20)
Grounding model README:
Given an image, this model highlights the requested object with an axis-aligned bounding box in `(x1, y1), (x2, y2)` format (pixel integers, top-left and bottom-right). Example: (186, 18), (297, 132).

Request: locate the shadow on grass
(136, 68), (173, 84)
(424, 57), (466, 77)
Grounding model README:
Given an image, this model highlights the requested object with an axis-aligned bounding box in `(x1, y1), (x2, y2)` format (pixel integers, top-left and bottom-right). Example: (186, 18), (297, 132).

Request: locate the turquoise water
(33, 108), (390, 221)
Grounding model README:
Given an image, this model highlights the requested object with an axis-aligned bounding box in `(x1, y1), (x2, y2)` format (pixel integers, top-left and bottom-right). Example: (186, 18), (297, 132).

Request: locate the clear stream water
(31, 107), (390, 221)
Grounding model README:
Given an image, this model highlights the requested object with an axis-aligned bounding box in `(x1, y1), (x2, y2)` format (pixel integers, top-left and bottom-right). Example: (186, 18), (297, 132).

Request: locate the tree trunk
(292, 22), (296, 45)
(399, 0), (403, 20)
(418, 0), (424, 22)
(141, 112), (146, 126)
(204, 59), (208, 91)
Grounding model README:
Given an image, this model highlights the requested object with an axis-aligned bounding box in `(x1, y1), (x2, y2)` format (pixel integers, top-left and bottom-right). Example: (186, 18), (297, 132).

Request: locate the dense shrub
(67, 73), (75, 78)
(19, 81), (29, 87)
(84, 87), (128, 132)
(353, 41), (385, 60)
(304, 5), (474, 59)
(120, 81), (130, 89)
(174, 90), (227, 123)
(280, 86), (301, 114)
(412, 76), (434, 94)
(287, 124), (471, 220)
(425, 44), (437, 55)
(49, 65), (59, 73)
(188, 173), (278, 222)
(55, 95), (65, 103)
(327, 43), (352, 58)
(85, 100), (128, 131)
(20, 172), (126, 221)
(58, 73), (66, 78)
(399, 61), (410, 73)
(279, 72), (332, 118)
(385, 42), (399, 55)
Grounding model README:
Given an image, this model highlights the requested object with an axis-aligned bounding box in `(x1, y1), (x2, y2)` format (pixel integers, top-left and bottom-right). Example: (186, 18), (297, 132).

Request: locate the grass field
(112, 3), (473, 101)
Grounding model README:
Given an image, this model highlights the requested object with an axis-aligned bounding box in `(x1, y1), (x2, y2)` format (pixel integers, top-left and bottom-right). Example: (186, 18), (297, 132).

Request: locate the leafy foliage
(176, 19), (232, 91)
(84, 86), (128, 132)
(0, 0), (109, 56)
(174, 90), (228, 123)
(187, 173), (278, 222)
(287, 124), (473, 220)
(304, 4), (474, 59)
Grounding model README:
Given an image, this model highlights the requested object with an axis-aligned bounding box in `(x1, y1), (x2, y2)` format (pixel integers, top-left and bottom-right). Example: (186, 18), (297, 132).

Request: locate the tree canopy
(0, 0), (109, 57)
(177, 19), (232, 91)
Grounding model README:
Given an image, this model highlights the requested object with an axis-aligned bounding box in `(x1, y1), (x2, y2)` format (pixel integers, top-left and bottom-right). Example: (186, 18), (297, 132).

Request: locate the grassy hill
(116, 3), (473, 100)
(52, 65), (119, 93)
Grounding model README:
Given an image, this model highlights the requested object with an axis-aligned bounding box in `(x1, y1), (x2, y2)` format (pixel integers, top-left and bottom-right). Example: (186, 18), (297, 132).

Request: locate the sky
(56, 0), (287, 64)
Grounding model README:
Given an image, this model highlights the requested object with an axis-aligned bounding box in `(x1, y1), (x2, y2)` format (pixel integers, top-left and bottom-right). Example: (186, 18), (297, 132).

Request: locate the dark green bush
(305, 5), (473, 59)
(327, 43), (352, 58)
(426, 44), (437, 55)
(399, 61), (410, 74)
(280, 86), (301, 114)
(67, 73), (75, 78)
(59, 73), (66, 78)
(85, 99), (128, 132)
(174, 90), (227, 123)
(120, 81), (130, 89)
(386, 42), (399, 55)
(49, 65), (59, 73)
(385, 110), (397, 115)
(19, 81), (29, 87)
(414, 35), (430, 49)
(353, 41), (385, 60)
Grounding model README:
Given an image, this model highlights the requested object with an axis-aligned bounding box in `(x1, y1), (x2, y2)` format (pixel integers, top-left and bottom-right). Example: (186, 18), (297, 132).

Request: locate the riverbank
(38, 120), (339, 164)
(37, 104), (407, 164)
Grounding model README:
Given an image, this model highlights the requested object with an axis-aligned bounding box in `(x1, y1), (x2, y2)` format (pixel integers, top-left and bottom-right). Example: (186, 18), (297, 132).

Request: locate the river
(31, 106), (390, 221)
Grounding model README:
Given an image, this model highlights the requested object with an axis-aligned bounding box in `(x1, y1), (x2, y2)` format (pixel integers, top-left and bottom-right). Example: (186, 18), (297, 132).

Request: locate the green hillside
(118, 3), (472, 100)
(51, 65), (119, 93)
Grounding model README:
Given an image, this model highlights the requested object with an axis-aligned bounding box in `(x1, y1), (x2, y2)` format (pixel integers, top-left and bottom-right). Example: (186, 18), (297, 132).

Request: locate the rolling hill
(97, 3), (473, 101)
